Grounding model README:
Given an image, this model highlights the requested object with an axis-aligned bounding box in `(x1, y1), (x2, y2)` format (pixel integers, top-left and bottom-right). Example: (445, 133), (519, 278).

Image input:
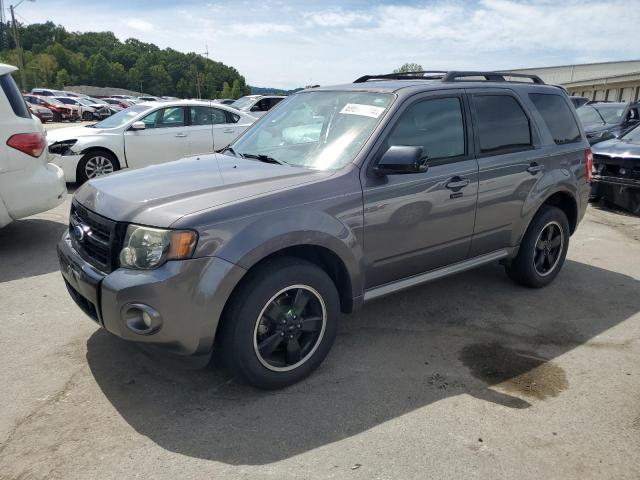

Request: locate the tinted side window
(157, 107), (185, 128)
(190, 106), (228, 125)
(387, 97), (465, 161)
(225, 110), (240, 123)
(474, 95), (531, 154)
(270, 97), (284, 108)
(529, 93), (581, 144)
(1, 74), (30, 119)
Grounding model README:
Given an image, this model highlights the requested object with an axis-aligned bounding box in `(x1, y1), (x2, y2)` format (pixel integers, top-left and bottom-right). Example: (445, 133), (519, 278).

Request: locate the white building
(508, 60), (640, 102)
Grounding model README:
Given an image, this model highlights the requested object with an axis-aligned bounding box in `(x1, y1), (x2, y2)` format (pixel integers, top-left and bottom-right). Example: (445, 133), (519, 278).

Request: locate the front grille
(593, 154), (640, 181)
(69, 202), (121, 273)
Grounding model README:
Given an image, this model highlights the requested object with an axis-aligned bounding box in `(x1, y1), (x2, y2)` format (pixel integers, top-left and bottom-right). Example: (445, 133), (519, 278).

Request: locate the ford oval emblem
(73, 224), (89, 242)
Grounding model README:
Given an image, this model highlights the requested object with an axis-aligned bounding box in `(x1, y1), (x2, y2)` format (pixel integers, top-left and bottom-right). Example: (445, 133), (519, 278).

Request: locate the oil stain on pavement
(460, 343), (568, 401)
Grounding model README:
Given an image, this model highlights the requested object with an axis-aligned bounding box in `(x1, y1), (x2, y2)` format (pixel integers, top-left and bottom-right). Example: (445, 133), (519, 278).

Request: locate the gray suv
(58, 71), (592, 389)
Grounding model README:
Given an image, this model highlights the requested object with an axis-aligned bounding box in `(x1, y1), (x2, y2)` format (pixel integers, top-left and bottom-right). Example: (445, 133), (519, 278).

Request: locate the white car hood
(47, 126), (109, 143)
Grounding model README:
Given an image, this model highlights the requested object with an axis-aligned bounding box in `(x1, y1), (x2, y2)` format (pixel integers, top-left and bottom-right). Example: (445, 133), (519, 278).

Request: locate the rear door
(187, 106), (242, 154)
(467, 88), (545, 256)
(123, 106), (190, 168)
(361, 90), (479, 288)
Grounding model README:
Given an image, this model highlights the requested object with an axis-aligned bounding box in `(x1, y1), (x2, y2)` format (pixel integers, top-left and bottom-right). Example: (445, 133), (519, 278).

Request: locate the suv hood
(74, 154), (333, 227)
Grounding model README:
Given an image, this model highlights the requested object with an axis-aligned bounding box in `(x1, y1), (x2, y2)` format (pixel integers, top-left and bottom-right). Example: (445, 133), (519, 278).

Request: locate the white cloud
(304, 10), (373, 28)
(125, 19), (154, 32)
(229, 23), (296, 38)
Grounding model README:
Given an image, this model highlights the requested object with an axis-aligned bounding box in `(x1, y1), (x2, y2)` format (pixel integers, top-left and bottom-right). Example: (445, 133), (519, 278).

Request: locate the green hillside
(0, 21), (250, 98)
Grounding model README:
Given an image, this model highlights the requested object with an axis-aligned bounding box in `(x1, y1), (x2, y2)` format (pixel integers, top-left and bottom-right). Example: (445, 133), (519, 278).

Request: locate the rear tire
(505, 206), (570, 288)
(76, 151), (119, 184)
(217, 257), (340, 389)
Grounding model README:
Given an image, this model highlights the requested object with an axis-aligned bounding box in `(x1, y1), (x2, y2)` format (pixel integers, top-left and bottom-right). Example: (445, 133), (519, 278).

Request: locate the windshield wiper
(240, 153), (288, 165)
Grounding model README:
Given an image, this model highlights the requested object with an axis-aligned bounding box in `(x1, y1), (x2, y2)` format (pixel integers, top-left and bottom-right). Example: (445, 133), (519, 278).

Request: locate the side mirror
(374, 146), (427, 175)
(130, 121), (146, 131)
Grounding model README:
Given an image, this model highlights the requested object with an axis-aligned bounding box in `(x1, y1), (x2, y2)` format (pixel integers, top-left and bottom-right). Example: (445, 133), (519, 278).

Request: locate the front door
(124, 106), (190, 169)
(362, 91), (479, 289)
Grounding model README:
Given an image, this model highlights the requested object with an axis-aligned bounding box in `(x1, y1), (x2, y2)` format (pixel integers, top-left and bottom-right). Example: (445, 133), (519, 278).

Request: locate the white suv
(0, 64), (66, 228)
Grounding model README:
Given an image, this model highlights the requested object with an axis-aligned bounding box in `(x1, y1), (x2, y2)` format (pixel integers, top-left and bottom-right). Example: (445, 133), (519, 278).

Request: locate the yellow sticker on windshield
(340, 103), (386, 118)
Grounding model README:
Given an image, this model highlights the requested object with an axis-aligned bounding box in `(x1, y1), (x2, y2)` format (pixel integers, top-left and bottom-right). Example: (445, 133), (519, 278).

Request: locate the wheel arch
(518, 189), (578, 249)
(76, 147), (122, 180)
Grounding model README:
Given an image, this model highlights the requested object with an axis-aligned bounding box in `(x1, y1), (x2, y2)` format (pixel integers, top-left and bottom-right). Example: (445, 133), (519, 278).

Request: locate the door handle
(526, 162), (545, 174)
(175, 132), (187, 138)
(445, 177), (470, 190)
(223, 128), (235, 133)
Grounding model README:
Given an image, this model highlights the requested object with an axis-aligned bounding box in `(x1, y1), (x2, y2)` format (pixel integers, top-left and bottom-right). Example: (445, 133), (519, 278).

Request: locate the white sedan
(47, 100), (257, 183)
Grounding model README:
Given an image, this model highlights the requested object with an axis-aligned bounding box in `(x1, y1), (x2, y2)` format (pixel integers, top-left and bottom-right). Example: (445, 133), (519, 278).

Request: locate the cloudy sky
(15, 0), (640, 89)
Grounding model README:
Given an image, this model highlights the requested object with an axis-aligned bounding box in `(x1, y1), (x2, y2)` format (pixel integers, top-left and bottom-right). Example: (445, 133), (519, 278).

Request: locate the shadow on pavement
(86, 260), (640, 465)
(0, 218), (66, 283)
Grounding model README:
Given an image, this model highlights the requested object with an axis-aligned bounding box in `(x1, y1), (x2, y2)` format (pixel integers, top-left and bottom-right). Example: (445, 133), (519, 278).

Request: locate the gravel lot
(1, 191), (639, 480)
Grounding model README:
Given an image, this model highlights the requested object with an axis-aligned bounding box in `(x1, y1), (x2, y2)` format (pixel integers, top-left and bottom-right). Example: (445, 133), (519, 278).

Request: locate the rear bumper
(0, 162), (66, 223)
(57, 231), (246, 357)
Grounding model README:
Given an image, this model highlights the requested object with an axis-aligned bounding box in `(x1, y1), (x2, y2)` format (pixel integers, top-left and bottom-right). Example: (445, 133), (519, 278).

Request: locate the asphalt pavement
(0, 193), (638, 480)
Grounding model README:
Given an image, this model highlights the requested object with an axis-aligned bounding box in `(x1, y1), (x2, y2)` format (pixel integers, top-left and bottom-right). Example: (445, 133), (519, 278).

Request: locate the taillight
(584, 148), (593, 183)
(7, 132), (47, 158)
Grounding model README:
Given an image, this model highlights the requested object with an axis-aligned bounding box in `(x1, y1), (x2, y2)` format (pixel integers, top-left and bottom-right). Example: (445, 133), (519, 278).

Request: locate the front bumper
(57, 231), (246, 357)
(49, 152), (83, 183)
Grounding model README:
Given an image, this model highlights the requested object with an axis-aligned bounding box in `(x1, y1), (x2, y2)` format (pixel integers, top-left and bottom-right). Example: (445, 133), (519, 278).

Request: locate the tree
(1, 21), (251, 97)
(220, 81), (232, 98)
(230, 79), (241, 99)
(393, 63), (423, 73)
(55, 68), (70, 89)
(87, 53), (111, 87)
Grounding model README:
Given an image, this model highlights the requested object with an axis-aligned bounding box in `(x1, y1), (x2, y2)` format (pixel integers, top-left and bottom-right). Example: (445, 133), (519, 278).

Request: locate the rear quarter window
(1, 74), (31, 119)
(529, 93), (581, 145)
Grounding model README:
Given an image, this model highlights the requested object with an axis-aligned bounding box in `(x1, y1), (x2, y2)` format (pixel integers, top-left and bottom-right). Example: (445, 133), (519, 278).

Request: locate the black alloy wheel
(253, 285), (326, 372)
(533, 221), (564, 277)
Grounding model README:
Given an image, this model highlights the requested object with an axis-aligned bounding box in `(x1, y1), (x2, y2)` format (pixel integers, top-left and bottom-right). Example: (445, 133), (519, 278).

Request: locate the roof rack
(353, 70), (545, 85)
(353, 71), (448, 83)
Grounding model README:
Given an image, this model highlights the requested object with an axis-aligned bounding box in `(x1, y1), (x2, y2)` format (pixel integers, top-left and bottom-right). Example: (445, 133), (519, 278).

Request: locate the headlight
(48, 139), (77, 155)
(119, 225), (198, 270)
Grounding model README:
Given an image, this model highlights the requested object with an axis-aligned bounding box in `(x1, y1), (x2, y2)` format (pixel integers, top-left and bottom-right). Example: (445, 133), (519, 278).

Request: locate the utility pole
(9, 4), (26, 90)
(0, 0), (7, 51)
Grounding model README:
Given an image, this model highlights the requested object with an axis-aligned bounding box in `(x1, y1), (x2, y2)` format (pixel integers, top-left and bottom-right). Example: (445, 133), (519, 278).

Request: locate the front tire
(82, 111), (93, 121)
(76, 151), (118, 184)
(218, 257), (340, 389)
(505, 205), (570, 288)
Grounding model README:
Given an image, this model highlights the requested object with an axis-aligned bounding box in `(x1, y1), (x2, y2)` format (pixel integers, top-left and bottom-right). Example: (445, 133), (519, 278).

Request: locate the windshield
(231, 96), (257, 110)
(77, 98), (94, 106)
(621, 124), (640, 143)
(230, 91), (394, 170)
(577, 104), (626, 126)
(91, 105), (150, 128)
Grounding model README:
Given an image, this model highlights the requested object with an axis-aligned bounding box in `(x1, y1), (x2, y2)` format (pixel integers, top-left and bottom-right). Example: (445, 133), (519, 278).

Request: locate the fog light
(121, 303), (162, 335)
(142, 311), (153, 328)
